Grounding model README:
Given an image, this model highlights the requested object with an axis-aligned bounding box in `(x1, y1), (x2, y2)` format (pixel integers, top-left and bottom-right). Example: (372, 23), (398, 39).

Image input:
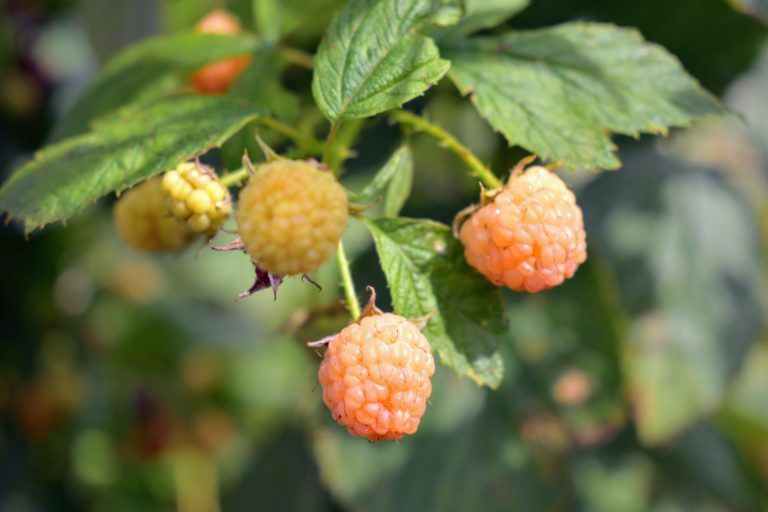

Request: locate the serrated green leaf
(442, 23), (726, 170)
(312, 0), (452, 123)
(0, 95), (261, 231)
(434, 0), (529, 38)
(52, 32), (258, 140)
(365, 217), (506, 387)
(351, 146), (413, 216)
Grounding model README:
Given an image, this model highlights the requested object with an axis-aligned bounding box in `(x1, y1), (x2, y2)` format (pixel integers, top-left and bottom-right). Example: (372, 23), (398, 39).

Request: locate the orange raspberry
(459, 164), (586, 292)
(114, 178), (197, 252)
(236, 160), (348, 276)
(190, 9), (251, 94)
(317, 312), (435, 441)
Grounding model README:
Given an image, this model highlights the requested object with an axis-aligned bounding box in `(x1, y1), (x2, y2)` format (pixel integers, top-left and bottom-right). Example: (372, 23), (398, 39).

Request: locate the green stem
(391, 110), (501, 189)
(255, 116), (324, 155)
(336, 241), (361, 320)
(220, 167), (248, 187)
(277, 45), (314, 69)
(322, 122), (342, 169)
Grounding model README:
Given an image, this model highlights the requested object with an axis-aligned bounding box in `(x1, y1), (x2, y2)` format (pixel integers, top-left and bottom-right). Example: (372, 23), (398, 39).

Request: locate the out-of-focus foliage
(1, 1), (767, 511)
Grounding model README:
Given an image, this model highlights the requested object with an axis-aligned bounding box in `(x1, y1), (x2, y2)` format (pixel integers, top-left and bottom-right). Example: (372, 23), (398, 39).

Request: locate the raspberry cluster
(236, 160), (348, 276)
(114, 178), (197, 252)
(459, 166), (587, 292)
(318, 312), (435, 441)
(161, 161), (232, 236)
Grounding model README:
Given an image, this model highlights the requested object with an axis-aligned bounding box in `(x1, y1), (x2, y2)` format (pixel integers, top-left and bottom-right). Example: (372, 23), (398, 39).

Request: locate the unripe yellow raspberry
(318, 312), (435, 441)
(114, 178), (197, 252)
(236, 160), (348, 275)
(459, 165), (587, 292)
(161, 161), (232, 237)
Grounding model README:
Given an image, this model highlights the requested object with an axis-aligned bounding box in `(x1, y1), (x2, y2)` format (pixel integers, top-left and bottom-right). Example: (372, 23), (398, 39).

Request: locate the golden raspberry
(114, 178), (197, 252)
(161, 161), (232, 237)
(459, 166), (587, 292)
(236, 160), (348, 276)
(318, 313), (435, 441)
(190, 9), (251, 95)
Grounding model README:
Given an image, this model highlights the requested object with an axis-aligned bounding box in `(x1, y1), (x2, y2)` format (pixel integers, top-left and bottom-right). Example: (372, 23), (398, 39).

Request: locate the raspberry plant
(0, 0), (737, 442)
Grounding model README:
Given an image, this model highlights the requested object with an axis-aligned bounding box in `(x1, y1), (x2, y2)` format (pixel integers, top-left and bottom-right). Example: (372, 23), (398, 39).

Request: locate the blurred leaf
(442, 23), (726, 170)
(312, 0), (451, 122)
(721, 340), (768, 440)
(229, 43), (300, 121)
(434, 0), (529, 38)
(365, 217), (506, 387)
(225, 429), (331, 512)
(0, 96), (261, 231)
(574, 456), (654, 512)
(52, 32), (258, 140)
(728, 0), (768, 23)
(351, 145), (414, 217)
(252, 0), (346, 43)
(582, 150), (763, 443)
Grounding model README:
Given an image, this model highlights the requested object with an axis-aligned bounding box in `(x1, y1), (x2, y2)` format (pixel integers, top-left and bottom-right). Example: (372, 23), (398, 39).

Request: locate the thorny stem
(336, 240), (361, 320)
(322, 122), (342, 170)
(391, 110), (502, 189)
(277, 45), (314, 69)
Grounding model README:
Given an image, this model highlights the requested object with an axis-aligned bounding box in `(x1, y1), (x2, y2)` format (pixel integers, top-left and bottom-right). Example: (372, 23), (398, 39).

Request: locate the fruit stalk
(391, 110), (501, 189)
(336, 240), (361, 319)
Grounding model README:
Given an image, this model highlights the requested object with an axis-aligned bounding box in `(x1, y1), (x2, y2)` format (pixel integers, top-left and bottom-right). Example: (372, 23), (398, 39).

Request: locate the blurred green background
(1, 1), (768, 511)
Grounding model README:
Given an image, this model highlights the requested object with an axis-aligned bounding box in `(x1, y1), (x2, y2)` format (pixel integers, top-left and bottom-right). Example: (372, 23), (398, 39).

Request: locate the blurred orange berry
(190, 9), (251, 94)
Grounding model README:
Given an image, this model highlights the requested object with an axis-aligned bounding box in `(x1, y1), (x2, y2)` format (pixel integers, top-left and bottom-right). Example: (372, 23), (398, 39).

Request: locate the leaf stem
(322, 122), (342, 170)
(391, 110), (501, 189)
(219, 167), (248, 187)
(255, 116), (324, 155)
(277, 45), (314, 69)
(336, 240), (361, 320)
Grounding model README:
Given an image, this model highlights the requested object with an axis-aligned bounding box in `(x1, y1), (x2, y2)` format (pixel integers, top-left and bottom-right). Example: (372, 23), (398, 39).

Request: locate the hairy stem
(336, 240), (361, 320)
(391, 110), (501, 189)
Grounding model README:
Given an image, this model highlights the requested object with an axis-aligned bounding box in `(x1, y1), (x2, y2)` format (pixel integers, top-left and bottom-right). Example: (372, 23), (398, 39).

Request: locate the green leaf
(253, 0), (347, 43)
(0, 95), (262, 231)
(52, 32), (258, 140)
(365, 217), (506, 387)
(434, 0), (529, 38)
(312, 0), (452, 123)
(351, 145), (413, 216)
(582, 150), (763, 443)
(442, 23), (726, 170)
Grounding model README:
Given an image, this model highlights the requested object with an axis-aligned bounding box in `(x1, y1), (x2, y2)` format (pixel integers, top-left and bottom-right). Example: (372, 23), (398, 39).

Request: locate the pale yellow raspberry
(236, 160), (348, 275)
(161, 161), (232, 237)
(114, 178), (197, 252)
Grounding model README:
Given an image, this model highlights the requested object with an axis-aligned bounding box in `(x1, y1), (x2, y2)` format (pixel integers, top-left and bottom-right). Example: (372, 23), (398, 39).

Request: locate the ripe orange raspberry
(458, 163), (587, 292)
(317, 310), (435, 441)
(236, 160), (348, 276)
(190, 9), (251, 94)
(161, 161), (232, 236)
(114, 178), (197, 252)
